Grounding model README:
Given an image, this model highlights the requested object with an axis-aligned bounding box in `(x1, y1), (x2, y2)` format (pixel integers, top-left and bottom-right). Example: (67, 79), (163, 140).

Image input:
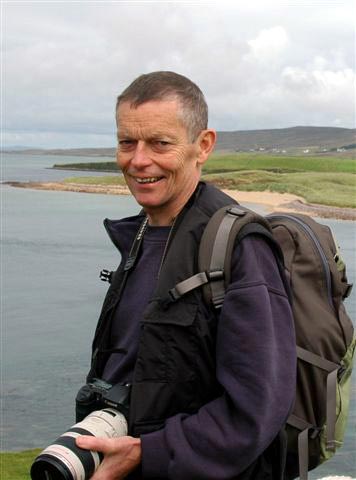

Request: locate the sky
(1, 0), (355, 148)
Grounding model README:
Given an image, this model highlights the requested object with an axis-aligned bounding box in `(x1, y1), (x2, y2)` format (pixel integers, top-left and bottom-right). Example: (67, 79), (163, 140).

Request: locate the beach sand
(221, 189), (356, 221)
(4, 180), (356, 221)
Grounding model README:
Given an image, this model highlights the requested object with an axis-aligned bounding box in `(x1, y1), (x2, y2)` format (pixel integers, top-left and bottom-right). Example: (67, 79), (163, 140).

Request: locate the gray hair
(116, 71), (208, 141)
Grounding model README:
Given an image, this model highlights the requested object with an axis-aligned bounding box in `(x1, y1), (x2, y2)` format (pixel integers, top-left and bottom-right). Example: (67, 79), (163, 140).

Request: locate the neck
(147, 213), (176, 227)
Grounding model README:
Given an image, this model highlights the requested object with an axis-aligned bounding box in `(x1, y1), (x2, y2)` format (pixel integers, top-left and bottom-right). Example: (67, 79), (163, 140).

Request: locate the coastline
(4, 180), (356, 221)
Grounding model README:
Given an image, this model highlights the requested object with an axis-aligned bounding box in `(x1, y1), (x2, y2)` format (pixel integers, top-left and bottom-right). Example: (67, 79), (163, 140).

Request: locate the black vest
(88, 182), (236, 436)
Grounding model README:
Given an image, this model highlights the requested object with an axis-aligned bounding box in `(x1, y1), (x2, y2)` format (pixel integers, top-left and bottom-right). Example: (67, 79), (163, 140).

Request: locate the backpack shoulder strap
(198, 204), (279, 308)
(166, 204), (282, 308)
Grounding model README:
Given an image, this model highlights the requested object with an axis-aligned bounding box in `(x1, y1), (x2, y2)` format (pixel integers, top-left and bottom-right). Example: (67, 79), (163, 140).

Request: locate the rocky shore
(4, 180), (356, 221)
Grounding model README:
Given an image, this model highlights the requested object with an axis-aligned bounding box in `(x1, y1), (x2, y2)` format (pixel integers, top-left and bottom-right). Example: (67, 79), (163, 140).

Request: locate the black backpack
(169, 204), (355, 480)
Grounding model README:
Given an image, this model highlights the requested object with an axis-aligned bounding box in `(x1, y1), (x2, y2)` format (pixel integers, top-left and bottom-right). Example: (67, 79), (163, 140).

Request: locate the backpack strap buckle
(207, 269), (224, 281)
(168, 272), (210, 302)
(207, 270), (225, 309)
(166, 269), (224, 305)
(226, 206), (247, 217)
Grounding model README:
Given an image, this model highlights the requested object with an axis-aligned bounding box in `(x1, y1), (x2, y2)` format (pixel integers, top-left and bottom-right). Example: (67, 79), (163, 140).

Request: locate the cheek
(117, 154), (129, 171)
(163, 150), (193, 175)
(173, 153), (198, 180)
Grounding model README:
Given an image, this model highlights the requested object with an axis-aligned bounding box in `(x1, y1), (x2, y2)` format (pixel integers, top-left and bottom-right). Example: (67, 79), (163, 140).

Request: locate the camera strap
(92, 217), (149, 367)
(123, 216), (149, 272)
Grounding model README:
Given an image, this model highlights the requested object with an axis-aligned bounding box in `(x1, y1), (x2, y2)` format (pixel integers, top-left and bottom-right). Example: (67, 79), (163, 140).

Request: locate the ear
(196, 129), (217, 166)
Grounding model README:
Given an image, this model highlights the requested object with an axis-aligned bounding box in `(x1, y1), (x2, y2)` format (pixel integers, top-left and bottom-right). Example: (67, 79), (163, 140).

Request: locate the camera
(30, 379), (131, 480)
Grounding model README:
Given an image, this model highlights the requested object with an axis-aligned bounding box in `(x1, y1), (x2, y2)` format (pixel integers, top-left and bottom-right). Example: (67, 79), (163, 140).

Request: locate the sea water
(2, 151), (116, 182)
(1, 154), (355, 478)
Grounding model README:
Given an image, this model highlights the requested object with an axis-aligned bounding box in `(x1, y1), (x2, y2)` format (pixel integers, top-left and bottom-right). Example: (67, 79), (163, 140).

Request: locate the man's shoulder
(194, 181), (237, 216)
(231, 233), (287, 294)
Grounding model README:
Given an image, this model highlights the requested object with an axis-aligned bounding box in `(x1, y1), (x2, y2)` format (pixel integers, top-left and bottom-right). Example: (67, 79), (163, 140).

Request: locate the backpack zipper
(268, 214), (334, 311)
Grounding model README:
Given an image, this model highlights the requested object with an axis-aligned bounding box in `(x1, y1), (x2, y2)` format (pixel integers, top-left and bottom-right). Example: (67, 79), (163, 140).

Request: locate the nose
(130, 141), (152, 169)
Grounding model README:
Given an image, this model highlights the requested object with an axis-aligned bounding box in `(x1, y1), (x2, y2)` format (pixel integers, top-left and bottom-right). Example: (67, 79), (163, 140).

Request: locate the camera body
(75, 378), (131, 422)
(30, 379), (131, 480)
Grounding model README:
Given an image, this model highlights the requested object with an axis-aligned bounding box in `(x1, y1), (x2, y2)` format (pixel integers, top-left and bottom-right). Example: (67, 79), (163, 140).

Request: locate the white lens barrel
(74, 409), (128, 438)
(31, 409), (128, 480)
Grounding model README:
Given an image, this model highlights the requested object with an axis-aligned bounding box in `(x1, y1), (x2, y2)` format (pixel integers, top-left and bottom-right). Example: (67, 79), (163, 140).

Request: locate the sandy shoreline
(4, 180), (356, 221)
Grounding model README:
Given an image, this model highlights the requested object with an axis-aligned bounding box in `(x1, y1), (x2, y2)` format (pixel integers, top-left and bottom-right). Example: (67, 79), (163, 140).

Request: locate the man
(76, 71), (296, 479)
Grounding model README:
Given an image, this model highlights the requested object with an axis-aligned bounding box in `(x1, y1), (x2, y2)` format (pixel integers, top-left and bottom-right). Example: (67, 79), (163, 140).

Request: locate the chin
(134, 194), (163, 210)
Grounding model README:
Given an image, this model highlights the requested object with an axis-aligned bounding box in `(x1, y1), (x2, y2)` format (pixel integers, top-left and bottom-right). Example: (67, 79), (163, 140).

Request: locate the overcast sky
(2, 0), (355, 148)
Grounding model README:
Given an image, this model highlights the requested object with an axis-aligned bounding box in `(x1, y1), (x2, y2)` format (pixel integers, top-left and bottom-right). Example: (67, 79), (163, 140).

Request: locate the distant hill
(3, 126), (355, 156)
(215, 126), (356, 153)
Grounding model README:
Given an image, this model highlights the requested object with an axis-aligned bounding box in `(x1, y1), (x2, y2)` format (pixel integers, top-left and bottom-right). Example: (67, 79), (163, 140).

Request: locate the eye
(151, 140), (171, 151)
(118, 140), (136, 151)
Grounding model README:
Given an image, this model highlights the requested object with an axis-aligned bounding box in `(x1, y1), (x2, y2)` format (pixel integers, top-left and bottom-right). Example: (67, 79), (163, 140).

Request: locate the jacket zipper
(268, 214), (334, 311)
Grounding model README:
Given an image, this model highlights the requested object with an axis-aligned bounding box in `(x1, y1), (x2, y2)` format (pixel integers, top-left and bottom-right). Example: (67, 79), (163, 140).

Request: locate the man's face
(117, 99), (209, 225)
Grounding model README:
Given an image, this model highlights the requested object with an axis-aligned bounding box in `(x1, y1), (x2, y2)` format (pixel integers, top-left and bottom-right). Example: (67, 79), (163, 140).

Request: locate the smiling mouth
(134, 176), (164, 184)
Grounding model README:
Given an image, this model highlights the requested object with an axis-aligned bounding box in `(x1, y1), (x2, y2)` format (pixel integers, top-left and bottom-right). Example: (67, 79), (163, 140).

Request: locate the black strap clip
(99, 269), (113, 283)
(343, 283), (353, 299)
(207, 269), (224, 281)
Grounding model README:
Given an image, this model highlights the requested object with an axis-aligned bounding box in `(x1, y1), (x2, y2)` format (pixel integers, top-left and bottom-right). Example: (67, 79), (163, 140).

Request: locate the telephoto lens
(30, 408), (128, 480)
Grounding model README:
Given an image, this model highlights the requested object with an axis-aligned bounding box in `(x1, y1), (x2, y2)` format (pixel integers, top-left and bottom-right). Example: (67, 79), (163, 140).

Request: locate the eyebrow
(117, 130), (179, 142)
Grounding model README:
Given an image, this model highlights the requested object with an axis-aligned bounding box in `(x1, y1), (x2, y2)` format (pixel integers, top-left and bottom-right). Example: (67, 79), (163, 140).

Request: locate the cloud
(247, 26), (289, 62)
(280, 64), (355, 127)
(2, 1), (355, 147)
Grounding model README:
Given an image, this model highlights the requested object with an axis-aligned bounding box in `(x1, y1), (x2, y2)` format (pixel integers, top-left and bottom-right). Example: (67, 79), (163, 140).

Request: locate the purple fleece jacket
(103, 225), (296, 479)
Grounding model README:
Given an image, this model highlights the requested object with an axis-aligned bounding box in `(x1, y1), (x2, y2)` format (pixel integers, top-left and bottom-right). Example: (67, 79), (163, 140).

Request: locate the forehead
(117, 100), (187, 138)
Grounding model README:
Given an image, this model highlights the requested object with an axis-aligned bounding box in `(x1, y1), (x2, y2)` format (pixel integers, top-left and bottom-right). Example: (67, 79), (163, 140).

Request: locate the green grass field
(0, 449), (40, 480)
(54, 161), (120, 171)
(61, 153), (356, 209)
(64, 175), (127, 186)
(203, 153), (356, 174)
